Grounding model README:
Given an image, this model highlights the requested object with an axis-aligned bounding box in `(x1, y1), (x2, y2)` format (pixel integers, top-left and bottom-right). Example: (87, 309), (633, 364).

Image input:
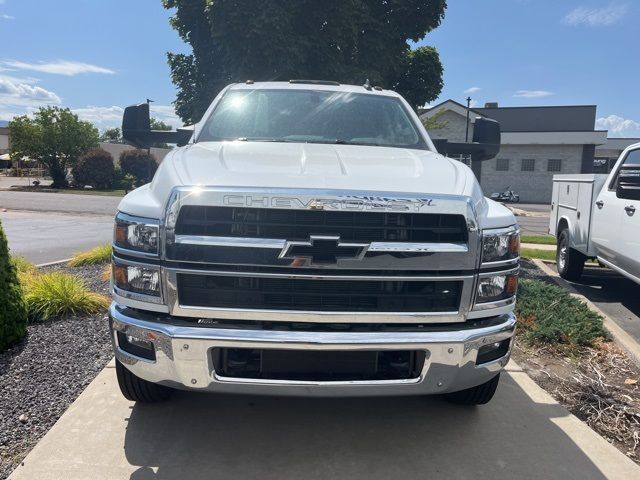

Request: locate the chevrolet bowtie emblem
(279, 235), (369, 266)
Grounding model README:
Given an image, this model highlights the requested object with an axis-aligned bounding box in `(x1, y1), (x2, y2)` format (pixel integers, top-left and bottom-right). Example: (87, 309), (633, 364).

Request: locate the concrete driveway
(9, 361), (638, 480)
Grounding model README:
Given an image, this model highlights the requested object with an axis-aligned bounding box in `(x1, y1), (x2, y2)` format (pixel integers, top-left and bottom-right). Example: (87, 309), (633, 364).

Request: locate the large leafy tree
(9, 107), (99, 188)
(163, 0), (446, 124)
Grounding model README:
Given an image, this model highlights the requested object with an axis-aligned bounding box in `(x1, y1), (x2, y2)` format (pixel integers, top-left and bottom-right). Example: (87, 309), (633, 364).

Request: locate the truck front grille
(177, 274), (462, 312)
(175, 206), (468, 243)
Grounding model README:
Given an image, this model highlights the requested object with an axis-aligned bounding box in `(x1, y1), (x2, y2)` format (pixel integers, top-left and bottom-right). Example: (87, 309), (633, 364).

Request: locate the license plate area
(212, 348), (425, 382)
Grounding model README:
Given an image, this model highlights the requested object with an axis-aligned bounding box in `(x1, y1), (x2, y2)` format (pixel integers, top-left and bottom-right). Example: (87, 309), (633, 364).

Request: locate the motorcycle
(490, 186), (520, 203)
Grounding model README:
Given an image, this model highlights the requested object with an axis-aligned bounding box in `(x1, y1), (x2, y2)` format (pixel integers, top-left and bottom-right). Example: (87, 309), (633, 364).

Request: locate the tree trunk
(48, 162), (68, 189)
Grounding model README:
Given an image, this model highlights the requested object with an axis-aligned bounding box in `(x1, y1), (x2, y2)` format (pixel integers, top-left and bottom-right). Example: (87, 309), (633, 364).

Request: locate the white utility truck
(110, 80), (519, 405)
(550, 143), (640, 282)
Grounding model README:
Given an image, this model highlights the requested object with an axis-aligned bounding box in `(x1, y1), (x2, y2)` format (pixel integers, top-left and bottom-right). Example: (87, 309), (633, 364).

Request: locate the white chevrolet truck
(550, 143), (640, 283)
(110, 81), (519, 405)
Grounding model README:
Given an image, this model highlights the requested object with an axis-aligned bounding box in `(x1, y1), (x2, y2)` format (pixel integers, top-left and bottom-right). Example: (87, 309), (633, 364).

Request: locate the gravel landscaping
(0, 263), (111, 480)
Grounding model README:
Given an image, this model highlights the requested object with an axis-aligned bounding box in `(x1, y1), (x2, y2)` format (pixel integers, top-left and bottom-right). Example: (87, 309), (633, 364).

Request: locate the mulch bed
(517, 259), (640, 464)
(0, 263), (111, 480)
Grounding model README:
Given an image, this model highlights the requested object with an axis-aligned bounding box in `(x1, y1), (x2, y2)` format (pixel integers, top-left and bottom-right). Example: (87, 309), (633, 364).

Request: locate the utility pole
(465, 96), (471, 142)
(146, 99), (154, 181)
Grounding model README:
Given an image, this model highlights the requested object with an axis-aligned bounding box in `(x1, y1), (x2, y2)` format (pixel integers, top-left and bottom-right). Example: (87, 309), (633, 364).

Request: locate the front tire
(444, 373), (500, 405)
(556, 229), (585, 281)
(116, 359), (172, 403)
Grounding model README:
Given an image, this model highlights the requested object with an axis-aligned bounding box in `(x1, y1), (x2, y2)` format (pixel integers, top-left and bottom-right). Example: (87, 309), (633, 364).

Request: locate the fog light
(476, 339), (510, 364)
(117, 331), (156, 360)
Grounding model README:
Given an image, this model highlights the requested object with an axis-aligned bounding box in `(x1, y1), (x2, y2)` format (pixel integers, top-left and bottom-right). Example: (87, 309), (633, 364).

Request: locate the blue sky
(0, 0), (638, 137)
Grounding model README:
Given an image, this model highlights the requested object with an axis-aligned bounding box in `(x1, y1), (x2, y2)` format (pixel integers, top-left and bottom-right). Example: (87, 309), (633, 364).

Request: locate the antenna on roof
(363, 79), (372, 90)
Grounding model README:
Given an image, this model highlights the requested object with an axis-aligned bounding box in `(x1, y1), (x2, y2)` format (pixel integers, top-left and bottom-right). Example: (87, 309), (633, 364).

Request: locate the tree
(150, 118), (172, 131)
(163, 0), (447, 124)
(0, 220), (28, 351)
(100, 127), (122, 143)
(9, 107), (99, 188)
(422, 108), (449, 131)
(149, 117), (172, 148)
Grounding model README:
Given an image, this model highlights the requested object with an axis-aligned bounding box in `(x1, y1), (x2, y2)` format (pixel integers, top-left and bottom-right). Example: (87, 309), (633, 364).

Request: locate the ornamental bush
(72, 148), (115, 189)
(0, 220), (28, 351)
(119, 149), (158, 186)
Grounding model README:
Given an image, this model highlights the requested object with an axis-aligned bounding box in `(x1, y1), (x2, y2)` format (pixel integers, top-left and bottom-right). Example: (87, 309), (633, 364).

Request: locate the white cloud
(0, 75), (61, 111)
(563, 3), (628, 27)
(513, 90), (554, 98)
(596, 114), (640, 137)
(464, 86), (481, 94)
(469, 99), (479, 108)
(1, 13), (14, 19)
(72, 104), (181, 130)
(1, 59), (115, 76)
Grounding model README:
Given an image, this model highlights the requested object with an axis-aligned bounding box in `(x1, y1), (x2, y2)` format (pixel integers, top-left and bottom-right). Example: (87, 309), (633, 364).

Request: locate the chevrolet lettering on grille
(279, 235), (369, 266)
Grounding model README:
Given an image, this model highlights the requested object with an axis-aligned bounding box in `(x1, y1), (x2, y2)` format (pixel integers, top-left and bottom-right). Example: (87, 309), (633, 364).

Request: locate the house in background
(419, 100), (631, 203)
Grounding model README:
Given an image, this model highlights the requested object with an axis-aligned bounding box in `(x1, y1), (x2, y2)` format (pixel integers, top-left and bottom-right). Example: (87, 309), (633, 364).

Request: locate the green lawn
(521, 235), (556, 245)
(520, 248), (556, 261)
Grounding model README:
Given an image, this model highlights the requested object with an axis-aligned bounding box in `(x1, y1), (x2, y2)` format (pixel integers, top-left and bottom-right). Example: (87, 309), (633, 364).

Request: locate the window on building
(495, 158), (509, 171)
(547, 159), (562, 172)
(521, 158), (535, 171)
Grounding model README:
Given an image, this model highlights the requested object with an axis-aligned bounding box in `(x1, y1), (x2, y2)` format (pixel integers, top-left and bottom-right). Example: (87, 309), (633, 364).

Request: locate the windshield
(198, 89), (428, 150)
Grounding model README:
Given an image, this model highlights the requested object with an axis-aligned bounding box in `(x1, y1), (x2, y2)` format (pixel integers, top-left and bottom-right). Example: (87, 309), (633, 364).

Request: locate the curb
(532, 258), (640, 365)
(36, 258), (72, 268)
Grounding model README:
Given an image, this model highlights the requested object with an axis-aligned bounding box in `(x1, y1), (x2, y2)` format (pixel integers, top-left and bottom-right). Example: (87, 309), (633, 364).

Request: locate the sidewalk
(9, 359), (640, 480)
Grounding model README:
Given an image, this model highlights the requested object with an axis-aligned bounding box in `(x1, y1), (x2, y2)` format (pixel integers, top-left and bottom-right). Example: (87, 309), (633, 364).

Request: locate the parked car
(549, 143), (640, 283)
(109, 81), (519, 405)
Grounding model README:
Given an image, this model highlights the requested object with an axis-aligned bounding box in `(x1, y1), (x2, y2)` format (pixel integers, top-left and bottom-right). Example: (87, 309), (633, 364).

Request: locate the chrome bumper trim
(109, 303), (516, 396)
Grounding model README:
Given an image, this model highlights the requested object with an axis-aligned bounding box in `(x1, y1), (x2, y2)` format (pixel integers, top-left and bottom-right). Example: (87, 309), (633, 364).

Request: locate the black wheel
(116, 359), (172, 402)
(445, 373), (500, 405)
(512, 196), (520, 203)
(556, 229), (585, 281)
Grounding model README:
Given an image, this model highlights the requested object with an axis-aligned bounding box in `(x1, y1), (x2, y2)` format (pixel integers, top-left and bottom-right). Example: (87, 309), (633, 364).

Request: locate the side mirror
(436, 117), (501, 161)
(616, 167), (640, 200)
(122, 103), (192, 148)
(471, 117), (501, 161)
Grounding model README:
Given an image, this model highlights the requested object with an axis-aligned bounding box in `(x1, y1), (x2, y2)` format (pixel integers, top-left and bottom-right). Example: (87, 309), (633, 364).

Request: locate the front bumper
(109, 303), (516, 397)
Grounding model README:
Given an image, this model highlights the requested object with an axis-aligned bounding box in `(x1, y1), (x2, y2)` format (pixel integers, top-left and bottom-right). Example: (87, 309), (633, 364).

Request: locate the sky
(0, 0), (638, 137)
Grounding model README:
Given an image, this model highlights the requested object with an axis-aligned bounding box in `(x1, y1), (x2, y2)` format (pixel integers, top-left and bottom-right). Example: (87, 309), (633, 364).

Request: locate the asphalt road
(512, 203), (552, 236)
(0, 191), (119, 263)
(561, 265), (640, 344)
(0, 190), (121, 216)
(1, 210), (113, 264)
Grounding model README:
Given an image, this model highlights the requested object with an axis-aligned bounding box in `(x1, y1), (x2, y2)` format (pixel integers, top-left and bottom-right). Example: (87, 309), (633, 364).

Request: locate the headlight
(476, 272), (518, 304)
(482, 227), (519, 264)
(114, 213), (159, 255)
(113, 262), (162, 301)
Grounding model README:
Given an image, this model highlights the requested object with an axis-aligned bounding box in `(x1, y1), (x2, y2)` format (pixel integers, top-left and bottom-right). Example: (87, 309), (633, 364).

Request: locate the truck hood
(121, 141), (511, 229)
(157, 141), (474, 195)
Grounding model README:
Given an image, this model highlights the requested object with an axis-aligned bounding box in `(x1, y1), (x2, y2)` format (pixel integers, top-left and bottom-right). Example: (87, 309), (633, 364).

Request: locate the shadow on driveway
(123, 374), (609, 480)
(566, 265), (640, 343)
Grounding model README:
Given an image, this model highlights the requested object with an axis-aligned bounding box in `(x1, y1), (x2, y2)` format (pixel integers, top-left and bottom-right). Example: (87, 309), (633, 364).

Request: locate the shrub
(72, 148), (115, 189)
(0, 221), (28, 350)
(516, 279), (609, 349)
(23, 272), (110, 320)
(119, 149), (158, 186)
(68, 244), (112, 267)
(114, 167), (136, 193)
(11, 256), (37, 276)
